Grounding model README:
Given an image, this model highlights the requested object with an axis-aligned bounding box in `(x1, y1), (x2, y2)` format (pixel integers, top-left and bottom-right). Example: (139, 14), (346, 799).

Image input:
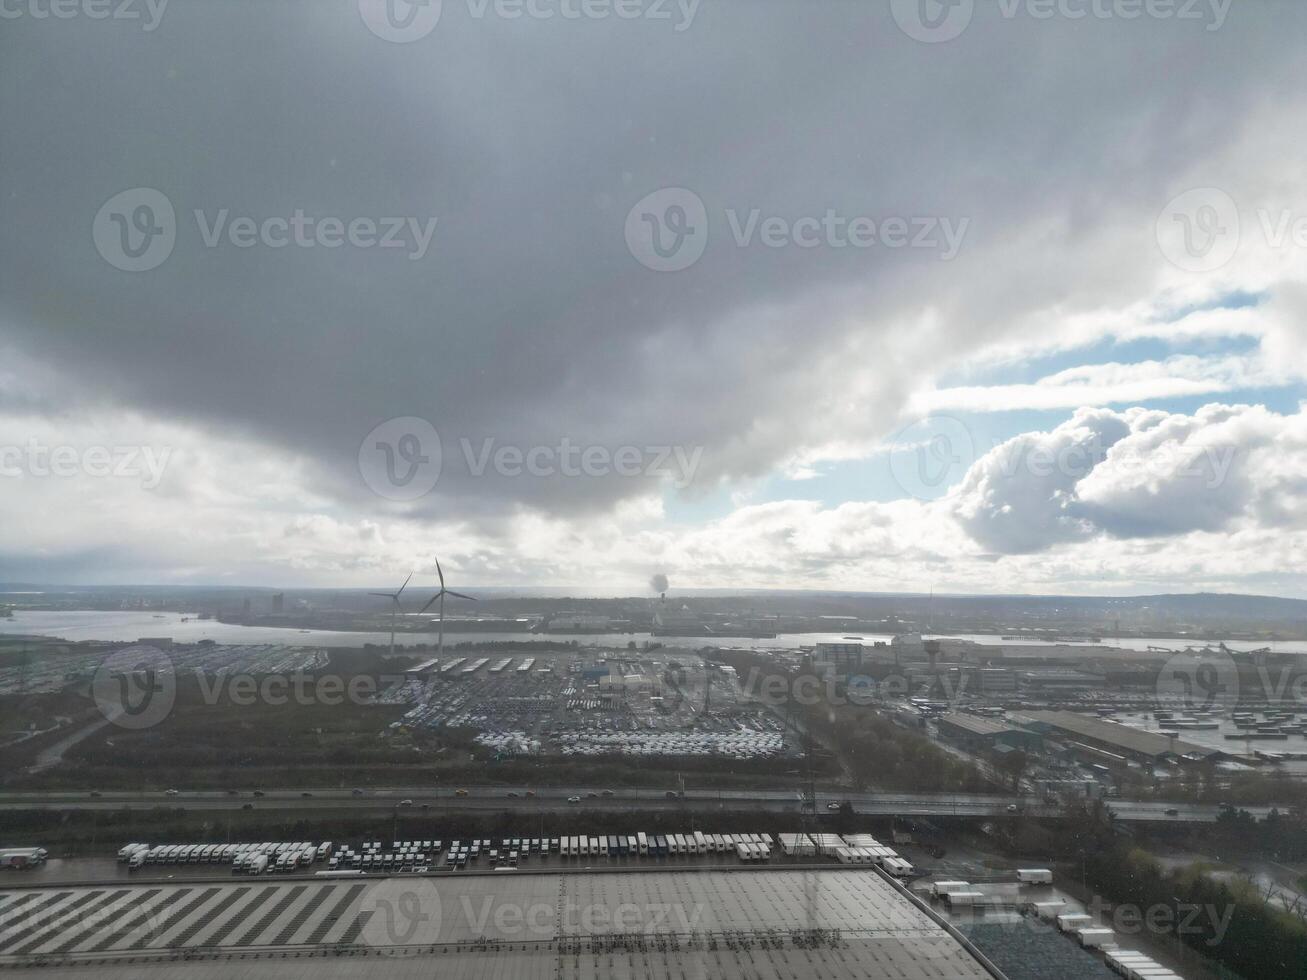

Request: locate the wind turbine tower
(419, 557), (477, 656)
(369, 571), (413, 659)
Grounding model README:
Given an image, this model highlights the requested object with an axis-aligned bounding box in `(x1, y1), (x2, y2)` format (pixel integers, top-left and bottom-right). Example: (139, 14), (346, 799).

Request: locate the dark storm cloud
(0, 0), (1300, 528)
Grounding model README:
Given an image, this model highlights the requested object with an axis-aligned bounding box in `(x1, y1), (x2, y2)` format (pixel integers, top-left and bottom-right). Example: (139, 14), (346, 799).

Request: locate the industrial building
(812, 642), (866, 671)
(0, 868), (995, 979)
(1017, 710), (1219, 765)
(935, 713), (1044, 752)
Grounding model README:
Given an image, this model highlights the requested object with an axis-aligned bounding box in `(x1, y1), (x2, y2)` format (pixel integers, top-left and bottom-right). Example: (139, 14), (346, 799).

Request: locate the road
(0, 786), (1279, 823)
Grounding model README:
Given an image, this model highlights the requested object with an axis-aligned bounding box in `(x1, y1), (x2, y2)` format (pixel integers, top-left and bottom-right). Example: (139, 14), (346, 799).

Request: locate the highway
(0, 787), (1278, 823)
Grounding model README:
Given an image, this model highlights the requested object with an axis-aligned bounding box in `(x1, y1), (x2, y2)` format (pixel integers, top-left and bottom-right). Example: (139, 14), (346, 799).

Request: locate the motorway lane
(0, 787), (1274, 822)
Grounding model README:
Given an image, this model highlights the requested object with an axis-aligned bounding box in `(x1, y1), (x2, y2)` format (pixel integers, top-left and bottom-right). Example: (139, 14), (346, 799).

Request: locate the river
(1, 610), (1302, 654)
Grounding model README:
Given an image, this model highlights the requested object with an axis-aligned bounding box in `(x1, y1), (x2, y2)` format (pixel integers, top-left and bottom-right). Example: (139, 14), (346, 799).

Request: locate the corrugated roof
(938, 713), (1020, 737)
(1019, 710), (1216, 758)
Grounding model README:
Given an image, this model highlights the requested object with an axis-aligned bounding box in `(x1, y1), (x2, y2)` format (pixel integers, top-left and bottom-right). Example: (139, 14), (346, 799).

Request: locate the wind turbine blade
(418, 594), (440, 615)
(435, 557), (445, 589)
(396, 571), (413, 597)
(445, 591), (477, 601)
(368, 592), (395, 598)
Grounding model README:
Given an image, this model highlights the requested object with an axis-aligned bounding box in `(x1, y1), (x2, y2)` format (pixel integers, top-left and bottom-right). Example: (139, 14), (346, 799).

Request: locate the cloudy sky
(3, 0), (1307, 596)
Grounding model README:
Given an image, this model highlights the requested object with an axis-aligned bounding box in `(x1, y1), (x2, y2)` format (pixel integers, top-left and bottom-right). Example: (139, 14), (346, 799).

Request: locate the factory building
(1017, 710), (1219, 765)
(936, 713), (1044, 752)
(812, 641), (864, 670)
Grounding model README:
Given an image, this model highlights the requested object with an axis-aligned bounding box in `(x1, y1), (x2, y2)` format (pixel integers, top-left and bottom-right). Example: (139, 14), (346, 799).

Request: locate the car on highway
(225, 789), (238, 796)
(1006, 804), (1019, 813)
(826, 802), (842, 811)
(352, 788), (364, 796)
(90, 791), (102, 797)
(399, 799), (413, 806)
(506, 791), (519, 798)
(525, 789), (536, 797)
(242, 803), (254, 810)
(567, 796), (581, 804)
(252, 790), (265, 797)
(301, 792), (313, 798)
(601, 789), (615, 797)
(1164, 807), (1180, 816)
(165, 789), (180, 796)
(455, 788), (469, 797)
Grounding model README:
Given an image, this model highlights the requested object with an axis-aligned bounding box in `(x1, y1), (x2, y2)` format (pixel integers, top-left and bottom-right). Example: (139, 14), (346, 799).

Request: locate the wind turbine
(419, 558), (476, 656)
(369, 571), (413, 658)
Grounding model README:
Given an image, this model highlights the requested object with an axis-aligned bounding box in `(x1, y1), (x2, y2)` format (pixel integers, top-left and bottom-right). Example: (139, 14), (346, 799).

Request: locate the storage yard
(104, 830), (915, 876)
(920, 873), (1193, 980)
(389, 653), (791, 760)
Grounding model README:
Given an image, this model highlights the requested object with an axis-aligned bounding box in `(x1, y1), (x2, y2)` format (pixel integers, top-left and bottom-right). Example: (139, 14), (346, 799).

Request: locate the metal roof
(0, 869), (992, 980)
(1019, 710), (1216, 758)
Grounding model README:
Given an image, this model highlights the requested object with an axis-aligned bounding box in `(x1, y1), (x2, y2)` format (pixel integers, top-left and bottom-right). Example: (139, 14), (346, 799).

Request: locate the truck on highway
(0, 847), (48, 869)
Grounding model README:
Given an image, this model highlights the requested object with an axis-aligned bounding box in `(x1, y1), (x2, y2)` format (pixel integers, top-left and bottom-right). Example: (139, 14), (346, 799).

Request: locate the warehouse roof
(1019, 710), (1217, 759)
(938, 713), (1021, 737)
(0, 868), (993, 980)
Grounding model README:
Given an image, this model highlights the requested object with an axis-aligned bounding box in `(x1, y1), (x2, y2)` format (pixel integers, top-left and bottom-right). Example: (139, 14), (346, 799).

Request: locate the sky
(2, 0), (1307, 596)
